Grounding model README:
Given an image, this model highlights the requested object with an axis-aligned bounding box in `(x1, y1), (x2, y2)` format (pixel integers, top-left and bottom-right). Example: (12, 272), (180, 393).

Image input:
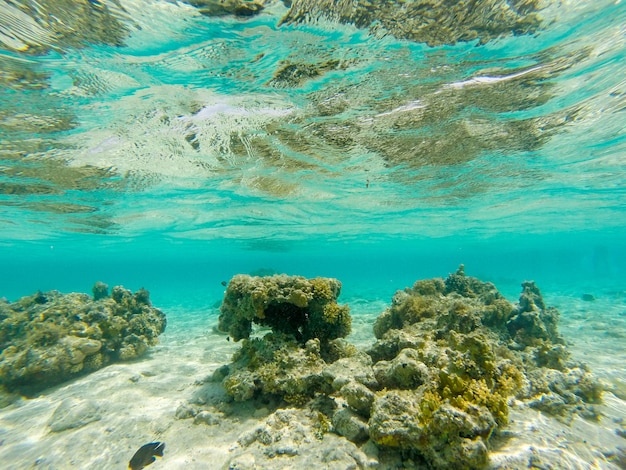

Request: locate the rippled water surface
(1, 0), (624, 244)
(1, 1), (626, 469)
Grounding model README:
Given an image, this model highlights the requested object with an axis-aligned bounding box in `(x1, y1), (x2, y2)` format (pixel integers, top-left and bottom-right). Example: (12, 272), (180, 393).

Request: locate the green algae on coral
(0, 283), (166, 396)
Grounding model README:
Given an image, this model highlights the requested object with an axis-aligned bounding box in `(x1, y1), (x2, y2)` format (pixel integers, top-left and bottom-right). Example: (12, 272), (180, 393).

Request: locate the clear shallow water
(1, 0), (626, 468)
(1, 0), (625, 244)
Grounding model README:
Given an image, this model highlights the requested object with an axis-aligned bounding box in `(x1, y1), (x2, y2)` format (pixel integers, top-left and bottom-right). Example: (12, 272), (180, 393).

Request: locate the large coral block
(364, 266), (601, 469)
(217, 274), (353, 402)
(0, 284), (166, 394)
(218, 274), (351, 344)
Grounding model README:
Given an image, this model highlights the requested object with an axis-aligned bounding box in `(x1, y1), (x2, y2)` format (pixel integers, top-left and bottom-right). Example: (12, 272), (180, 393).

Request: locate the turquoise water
(1, 235), (626, 309)
(1, 0), (625, 300)
(1, 0), (626, 468)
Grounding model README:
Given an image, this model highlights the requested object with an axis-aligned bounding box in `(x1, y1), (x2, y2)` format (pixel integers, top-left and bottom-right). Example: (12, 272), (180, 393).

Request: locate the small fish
(128, 442), (165, 470)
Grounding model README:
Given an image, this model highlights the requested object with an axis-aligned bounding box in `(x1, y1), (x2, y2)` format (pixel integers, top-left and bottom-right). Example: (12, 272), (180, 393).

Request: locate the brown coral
(218, 274), (350, 345)
(0, 284), (166, 395)
(363, 267), (602, 468)
(217, 274), (353, 402)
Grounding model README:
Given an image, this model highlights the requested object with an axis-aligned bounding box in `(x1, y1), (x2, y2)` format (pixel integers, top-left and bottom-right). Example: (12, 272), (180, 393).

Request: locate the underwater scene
(1, 0), (625, 468)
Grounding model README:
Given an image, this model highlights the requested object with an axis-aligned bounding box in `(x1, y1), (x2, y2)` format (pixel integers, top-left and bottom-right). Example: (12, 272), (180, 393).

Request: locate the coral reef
(218, 274), (351, 346)
(210, 268), (602, 469)
(0, 283), (166, 395)
(220, 334), (333, 402)
(363, 266), (601, 468)
(217, 274), (353, 402)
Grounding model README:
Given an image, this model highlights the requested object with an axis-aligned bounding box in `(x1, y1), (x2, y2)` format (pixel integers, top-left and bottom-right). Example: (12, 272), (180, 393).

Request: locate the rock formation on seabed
(0, 282), (166, 397)
(193, 268), (601, 469)
(217, 274), (353, 403)
(363, 265), (601, 468)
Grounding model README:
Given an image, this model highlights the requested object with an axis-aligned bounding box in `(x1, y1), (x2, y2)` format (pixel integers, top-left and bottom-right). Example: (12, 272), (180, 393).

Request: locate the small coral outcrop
(217, 274), (352, 402)
(0, 283), (166, 395)
(218, 274), (351, 346)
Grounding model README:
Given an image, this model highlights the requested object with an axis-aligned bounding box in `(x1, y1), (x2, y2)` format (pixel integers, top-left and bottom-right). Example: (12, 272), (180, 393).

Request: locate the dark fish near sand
(128, 442), (165, 470)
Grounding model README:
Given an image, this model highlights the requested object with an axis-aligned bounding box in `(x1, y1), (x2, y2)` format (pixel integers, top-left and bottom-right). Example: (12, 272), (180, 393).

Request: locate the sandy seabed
(0, 292), (625, 470)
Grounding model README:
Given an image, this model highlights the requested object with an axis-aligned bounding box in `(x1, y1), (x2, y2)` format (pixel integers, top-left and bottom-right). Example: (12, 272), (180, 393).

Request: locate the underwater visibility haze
(0, 0), (626, 469)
